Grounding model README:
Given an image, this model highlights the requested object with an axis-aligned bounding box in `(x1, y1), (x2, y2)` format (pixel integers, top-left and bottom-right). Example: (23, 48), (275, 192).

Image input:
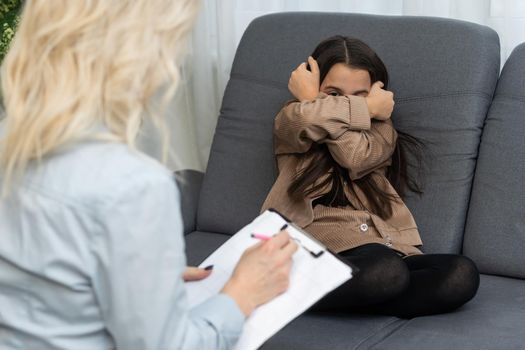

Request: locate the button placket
(385, 234), (393, 247)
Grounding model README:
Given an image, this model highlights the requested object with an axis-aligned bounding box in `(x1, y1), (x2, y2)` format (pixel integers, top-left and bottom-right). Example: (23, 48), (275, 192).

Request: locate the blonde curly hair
(0, 0), (199, 195)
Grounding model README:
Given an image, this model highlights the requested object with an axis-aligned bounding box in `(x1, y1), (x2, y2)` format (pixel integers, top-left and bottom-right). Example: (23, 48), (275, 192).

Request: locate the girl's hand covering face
(365, 81), (395, 120)
(288, 56), (320, 102)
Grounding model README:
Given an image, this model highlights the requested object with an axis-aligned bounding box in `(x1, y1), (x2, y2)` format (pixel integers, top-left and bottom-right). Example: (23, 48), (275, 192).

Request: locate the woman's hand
(221, 230), (298, 316)
(288, 56), (320, 102)
(365, 81), (395, 120)
(183, 266), (213, 282)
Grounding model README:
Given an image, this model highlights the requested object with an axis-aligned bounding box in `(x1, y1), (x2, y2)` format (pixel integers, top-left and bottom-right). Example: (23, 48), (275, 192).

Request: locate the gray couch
(177, 12), (525, 349)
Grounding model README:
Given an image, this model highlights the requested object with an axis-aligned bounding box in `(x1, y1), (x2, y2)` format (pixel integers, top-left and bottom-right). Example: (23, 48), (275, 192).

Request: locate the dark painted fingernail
(204, 265), (214, 271)
(280, 224), (288, 231)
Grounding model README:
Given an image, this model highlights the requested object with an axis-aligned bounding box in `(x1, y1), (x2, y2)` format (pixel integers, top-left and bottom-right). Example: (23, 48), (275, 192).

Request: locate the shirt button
(359, 223), (369, 232)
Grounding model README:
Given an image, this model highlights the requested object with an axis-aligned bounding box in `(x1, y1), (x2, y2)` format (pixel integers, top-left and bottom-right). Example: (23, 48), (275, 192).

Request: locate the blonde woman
(0, 1), (297, 349)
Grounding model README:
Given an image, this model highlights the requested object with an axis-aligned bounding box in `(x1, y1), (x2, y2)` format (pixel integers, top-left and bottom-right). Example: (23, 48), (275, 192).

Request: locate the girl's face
(319, 63), (371, 98)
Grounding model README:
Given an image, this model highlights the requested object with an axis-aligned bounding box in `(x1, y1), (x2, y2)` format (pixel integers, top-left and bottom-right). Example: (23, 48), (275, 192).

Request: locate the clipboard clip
(266, 208), (325, 258)
(290, 236), (324, 258)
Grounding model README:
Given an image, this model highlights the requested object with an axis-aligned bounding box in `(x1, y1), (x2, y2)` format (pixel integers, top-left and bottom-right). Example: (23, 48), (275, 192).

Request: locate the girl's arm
(274, 93), (397, 179)
(274, 93), (371, 155)
(274, 93), (397, 180)
(324, 118), (397, 180)
(277, 57), (397, 179)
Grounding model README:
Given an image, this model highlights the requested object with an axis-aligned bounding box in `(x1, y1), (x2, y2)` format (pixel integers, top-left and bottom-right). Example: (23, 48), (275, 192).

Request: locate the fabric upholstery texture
(366, 274), (525, 350)
(185, 231), (230, 266)
(463, 43), (525, 278)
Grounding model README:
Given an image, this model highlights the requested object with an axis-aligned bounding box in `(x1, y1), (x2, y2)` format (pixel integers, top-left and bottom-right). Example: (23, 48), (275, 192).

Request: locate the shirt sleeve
(274, 93), (397, 180)
(89, 172), (245, 350)
(273, 93), (371, 155)
(323, 118), (397, 180)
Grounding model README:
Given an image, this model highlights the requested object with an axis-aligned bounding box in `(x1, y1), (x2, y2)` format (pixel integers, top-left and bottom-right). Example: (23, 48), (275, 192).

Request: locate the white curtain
(140, 0), (525, 172)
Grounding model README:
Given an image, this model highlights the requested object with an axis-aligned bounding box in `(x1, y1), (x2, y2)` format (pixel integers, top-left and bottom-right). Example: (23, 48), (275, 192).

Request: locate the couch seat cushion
(366, 274), (525, 349)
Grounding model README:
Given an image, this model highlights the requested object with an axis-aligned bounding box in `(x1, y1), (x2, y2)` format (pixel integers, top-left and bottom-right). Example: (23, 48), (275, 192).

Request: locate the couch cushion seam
(230, 72), (289, 90)
(353, 318), (407, 350)
(492, 94), (525, 105)
(396, 91), (491, 103)
(358, 319), (412, 350)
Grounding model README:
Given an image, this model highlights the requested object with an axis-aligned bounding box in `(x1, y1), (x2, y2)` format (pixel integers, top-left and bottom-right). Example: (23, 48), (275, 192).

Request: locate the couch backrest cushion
(197, 12), (500, 254)
(463, 43), (525, 277)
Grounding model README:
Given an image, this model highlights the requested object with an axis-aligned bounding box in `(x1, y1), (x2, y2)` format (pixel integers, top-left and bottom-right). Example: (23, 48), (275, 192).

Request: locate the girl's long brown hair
(287, 36), (424, 220)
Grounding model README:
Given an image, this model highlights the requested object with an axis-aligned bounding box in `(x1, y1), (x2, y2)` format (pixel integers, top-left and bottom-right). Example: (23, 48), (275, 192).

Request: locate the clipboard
(185, 209), (354, 350)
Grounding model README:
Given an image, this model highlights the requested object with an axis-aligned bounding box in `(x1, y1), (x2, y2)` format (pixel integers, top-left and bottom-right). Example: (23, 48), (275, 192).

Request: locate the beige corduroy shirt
(261, 93), (423, 256)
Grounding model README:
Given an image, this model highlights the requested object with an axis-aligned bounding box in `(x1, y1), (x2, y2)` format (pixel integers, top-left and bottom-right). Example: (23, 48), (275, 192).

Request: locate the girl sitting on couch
(261, 35), (479, 318)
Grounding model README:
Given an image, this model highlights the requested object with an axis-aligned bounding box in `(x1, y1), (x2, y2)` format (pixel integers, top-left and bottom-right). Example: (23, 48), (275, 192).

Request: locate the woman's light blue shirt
(0, 140), (245, 349)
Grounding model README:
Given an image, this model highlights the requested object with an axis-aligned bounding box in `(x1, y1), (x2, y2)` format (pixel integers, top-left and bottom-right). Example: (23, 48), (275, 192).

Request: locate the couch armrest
(174, 169), (204, 235)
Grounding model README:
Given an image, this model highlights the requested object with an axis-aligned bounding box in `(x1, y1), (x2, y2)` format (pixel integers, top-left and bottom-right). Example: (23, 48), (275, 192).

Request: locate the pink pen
(250, 233), (272, 241)
(250, 224), (288, 241)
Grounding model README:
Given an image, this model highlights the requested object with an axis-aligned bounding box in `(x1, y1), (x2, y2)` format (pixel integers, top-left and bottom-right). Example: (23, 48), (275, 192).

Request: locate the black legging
(310, 243), (480, 319)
